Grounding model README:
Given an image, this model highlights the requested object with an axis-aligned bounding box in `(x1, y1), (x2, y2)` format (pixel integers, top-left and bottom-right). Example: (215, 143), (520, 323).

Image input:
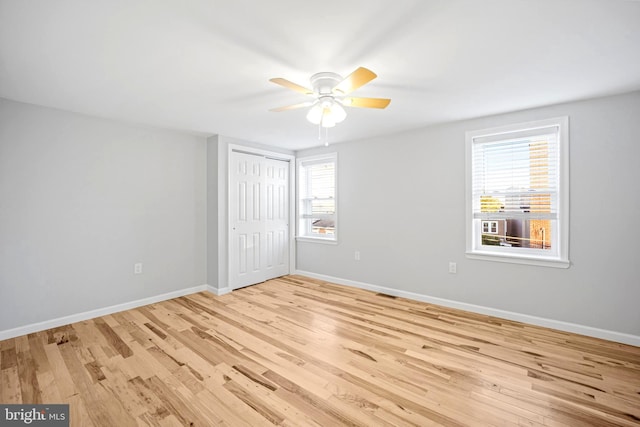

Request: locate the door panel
(230, 152), (264, 288)
(264, 158), (289, 278)
(230, 151), (289, 290)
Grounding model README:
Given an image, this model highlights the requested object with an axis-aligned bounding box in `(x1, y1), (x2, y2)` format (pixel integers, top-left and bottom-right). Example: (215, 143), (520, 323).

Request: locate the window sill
(466, 251), (570, 268)
(296, 236), (338, 245)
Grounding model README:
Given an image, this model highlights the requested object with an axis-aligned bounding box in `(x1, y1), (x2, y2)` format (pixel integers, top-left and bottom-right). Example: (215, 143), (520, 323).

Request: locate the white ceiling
(1, 0), (639, 151)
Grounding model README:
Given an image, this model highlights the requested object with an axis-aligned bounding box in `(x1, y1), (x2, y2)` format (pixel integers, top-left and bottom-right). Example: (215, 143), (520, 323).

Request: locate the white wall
(296, 91), (640, 341)
(0, 98), (207, 333)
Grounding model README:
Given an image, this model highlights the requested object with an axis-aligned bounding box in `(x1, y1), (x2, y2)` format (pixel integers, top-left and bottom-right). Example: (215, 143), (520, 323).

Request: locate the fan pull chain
(317, 121), (330, 146)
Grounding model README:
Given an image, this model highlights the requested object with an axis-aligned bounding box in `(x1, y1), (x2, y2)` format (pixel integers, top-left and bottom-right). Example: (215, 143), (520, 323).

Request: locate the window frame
(465, 117), (570, 268)
(296, 152), (338, 244)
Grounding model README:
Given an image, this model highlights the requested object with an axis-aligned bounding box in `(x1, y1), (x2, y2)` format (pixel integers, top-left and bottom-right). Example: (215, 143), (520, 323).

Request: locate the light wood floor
(1, 275), (639, 426)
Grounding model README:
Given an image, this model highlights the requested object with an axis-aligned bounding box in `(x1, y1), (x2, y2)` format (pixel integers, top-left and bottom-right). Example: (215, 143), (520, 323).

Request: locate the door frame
(227, 144), (296, 289)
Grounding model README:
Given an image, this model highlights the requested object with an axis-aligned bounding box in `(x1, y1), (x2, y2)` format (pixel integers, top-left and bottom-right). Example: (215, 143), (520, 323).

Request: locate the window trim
(296, 152), (338, 244)
(465, 117), (570, 268)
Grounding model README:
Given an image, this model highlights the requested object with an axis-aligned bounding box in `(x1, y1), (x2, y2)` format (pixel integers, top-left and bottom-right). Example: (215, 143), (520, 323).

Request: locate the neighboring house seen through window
(297, 153), (337, 242)
(482, 221), (498, 234)
(466, 117), (569, 267)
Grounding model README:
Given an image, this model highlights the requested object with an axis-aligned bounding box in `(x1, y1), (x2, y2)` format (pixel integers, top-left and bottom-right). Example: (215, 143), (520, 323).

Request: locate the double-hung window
(297, 153), (337, 242)
(466, 117), (569, 267)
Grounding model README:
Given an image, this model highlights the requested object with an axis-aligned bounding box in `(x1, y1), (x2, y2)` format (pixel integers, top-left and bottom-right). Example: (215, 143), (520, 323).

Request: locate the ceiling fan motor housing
(310, 72), (342, 96)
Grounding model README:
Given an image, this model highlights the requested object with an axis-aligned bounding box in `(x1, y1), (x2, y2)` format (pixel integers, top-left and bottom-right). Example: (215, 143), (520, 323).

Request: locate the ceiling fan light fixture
(306, 103), (324, 125)
(321, 117), (336, 128)
(306, 98), (346, 127)
(329, 102), (346, 123)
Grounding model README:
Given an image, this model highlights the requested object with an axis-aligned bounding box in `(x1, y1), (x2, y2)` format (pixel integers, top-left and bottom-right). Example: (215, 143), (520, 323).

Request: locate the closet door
(229, 151), (289, 290)
(264, 157), (289, 280)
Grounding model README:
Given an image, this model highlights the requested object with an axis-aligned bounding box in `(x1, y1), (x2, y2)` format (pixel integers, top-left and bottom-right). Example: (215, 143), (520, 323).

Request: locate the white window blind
(301, 160), (335, 218)
(471, 126), (559, 221)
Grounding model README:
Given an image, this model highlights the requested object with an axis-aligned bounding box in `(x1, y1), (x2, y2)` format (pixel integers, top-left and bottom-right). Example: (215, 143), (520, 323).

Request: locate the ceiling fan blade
(333, 67), (377, 94)
(269, 101), (315, 112)
(343, 97), (391, 109)
(269, 78), (314, 95)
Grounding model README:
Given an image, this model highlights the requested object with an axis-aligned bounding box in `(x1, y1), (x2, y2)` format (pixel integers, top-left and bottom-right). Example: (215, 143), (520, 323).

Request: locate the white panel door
(264, 157), (289, 279)
(230, 151), (289, 290)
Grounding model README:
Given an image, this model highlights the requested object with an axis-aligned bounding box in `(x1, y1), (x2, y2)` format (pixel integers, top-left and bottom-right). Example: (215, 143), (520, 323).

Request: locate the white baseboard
(0, 284), (211, 341)
(295, 270), (640, 348)
(207, 285), (231, 296)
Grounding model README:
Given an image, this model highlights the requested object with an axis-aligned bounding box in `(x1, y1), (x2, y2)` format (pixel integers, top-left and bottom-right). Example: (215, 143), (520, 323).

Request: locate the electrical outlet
(354, 251), (361, 261)
(448, 262), (457, 274)
(134, 263), (143, 275)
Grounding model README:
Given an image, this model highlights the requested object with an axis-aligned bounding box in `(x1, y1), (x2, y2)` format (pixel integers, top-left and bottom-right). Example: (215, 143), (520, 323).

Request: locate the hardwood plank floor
(1, 275), (639, 426)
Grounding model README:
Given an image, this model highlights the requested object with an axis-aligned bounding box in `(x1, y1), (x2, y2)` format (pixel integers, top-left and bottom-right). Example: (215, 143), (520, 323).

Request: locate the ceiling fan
(269, 67), (391, 128)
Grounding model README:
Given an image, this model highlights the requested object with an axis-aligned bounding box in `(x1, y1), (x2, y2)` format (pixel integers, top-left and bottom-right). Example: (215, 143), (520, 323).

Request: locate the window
(466, 117), (569, 268)
(297, 153), (337, 242)
(482, 221), (498, 234)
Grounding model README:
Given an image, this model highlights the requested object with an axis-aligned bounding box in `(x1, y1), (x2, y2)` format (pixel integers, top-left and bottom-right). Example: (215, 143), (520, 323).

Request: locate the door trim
(227, 144), (295, 289)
